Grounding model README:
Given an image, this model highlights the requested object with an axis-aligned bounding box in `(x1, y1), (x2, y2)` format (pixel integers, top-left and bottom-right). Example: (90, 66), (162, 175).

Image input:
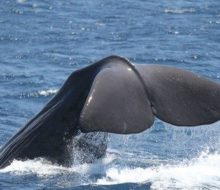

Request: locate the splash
(96, 152), (220, 190)
(0, 150), (220, 189)
(0, 158), (70, 177)
(0, 154), (115, 178)
(1, 152), (220, 188)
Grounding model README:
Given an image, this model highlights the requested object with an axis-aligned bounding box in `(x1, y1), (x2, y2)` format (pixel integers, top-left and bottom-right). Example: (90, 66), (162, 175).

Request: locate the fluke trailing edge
(1, 55), (220, 169)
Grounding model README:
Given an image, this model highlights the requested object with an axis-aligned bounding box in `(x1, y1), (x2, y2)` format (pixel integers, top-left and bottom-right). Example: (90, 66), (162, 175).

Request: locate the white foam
(96, 152), (220, 189)
(38, 89), (58, 96)
(0, 158), (71, 177)
(164, 8), (195, 14)
(1, 151), (220, 189)
(23, 89), (58, 98)
(0, 153), (115, 178)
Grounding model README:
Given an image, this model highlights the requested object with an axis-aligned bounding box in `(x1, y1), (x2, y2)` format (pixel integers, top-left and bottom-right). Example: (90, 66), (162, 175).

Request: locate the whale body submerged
(1, 55), (220, 169)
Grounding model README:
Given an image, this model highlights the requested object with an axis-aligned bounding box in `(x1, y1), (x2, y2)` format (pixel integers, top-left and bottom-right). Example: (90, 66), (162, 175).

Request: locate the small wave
(18, 89), (58, 99)
(0, 74), (32, 81)
(43, 52), (73, 60)
(164, 8), (195, 14)
(37, 89), (58, 96)
(16, 0), (26, 3)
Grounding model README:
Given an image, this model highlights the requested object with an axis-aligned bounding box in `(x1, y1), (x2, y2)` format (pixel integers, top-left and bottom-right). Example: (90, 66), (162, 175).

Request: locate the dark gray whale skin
(1, 55), (220, 169)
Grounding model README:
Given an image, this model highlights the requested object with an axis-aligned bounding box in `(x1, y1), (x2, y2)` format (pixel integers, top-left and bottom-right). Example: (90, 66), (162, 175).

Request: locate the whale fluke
(79, 60), (154, 134)
(1, 55), (220, 169)
(79, 57), (220, 133)
(136, 65), (220, 127)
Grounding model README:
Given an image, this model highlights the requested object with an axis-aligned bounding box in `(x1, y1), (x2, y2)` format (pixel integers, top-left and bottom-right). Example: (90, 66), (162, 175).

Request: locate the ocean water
(0, 0), (220, 189)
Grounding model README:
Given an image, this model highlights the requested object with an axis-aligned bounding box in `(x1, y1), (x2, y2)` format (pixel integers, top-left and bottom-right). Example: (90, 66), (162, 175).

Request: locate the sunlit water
(0, 0), (220, 189)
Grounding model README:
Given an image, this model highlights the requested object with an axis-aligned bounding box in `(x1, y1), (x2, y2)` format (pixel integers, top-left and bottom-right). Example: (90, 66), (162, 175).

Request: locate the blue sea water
(0, 0), (220, 189)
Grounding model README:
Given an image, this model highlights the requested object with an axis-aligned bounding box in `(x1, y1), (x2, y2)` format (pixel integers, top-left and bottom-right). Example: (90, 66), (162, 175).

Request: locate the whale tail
(1, 55), (220, 168)
(79, 56), (220, 134)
